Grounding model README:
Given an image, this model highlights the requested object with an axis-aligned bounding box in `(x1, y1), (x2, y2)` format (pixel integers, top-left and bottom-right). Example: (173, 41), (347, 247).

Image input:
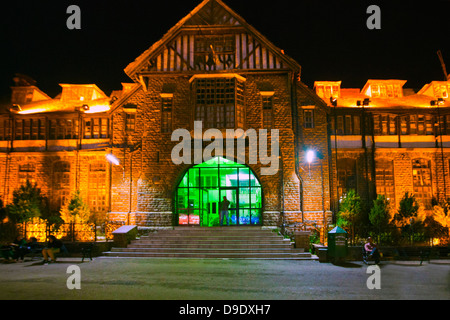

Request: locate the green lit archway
(175, 157), (262, 226)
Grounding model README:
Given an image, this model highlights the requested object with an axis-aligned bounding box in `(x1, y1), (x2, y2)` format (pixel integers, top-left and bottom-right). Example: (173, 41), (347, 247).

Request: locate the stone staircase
(103, 226), (314, 259)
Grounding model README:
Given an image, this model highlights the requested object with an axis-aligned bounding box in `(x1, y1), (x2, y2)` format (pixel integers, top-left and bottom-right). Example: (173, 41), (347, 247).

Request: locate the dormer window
(371, 84), (401, 98)
(434, 84), (449, 99)
(362, 80), (406, 98)
(314, 81), (341, 99)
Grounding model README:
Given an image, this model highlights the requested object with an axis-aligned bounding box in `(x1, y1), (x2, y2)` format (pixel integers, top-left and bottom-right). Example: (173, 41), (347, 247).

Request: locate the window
(375, 160), (395, 203)
(23, 119), (31, 140)
(337, 158), (357, 198)
(345, 115), (352, 134)
(412, 159), (432, 209)
(316, 85), (340, 99)
(126, 114), (136, 133)
(194, 35), (235, 70)
(100, 118), (108, 138)
(304, 110), (314, 129)
(434, 85), (449, 98)
(15, 120), (23, 140)
(83, 118), (108, 138)
(92, 118), (100, 139)
(353, 116), (361, 135)
(333, 115), (360, 135)
(18, 163), (36, 186)
(400, 115), (408, 135)
(371, 84), (401, 98)
(389, 115), (397, 135)
(400, 114), (434, 136)
(374, 114), (398, 135)
(52, 161), (71, 210)
(89, 162), (107, 213)
(336, 116), (344, 135)
(31, 119), (39, 140)
(161, 97), (173, 133)
(84, 119), (92, 139)
(194, 77), (245, 129)
(262, 96), (273, 128)
(0, 119), (11, 141)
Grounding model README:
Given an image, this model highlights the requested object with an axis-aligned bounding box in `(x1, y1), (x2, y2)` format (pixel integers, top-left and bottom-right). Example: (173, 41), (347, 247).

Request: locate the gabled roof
(124, 0), (301, 78)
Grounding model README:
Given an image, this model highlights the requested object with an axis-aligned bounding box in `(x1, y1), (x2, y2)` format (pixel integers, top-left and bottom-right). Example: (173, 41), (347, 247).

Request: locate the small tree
(60, 190), (90, 224)
(7, 180), (47, 224)
(393, 192), (425, 244)
(337, 189), (361, 243)
(429, 201), (450, 244)
(369, 195), (392, 244)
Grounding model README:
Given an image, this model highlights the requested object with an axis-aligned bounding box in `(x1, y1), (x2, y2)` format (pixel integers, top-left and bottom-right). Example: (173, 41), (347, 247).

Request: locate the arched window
(412, 159), (432, 209)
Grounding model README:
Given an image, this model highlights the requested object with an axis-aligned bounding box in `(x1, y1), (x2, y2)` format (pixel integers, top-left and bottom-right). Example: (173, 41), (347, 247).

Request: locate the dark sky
(0, 0), (449, 102)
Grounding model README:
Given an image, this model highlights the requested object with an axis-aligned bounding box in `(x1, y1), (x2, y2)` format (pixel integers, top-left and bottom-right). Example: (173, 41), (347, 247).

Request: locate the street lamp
(106, 153), (120, 166)
(306, 149), (315, 178)
(305, 148), (327, 242)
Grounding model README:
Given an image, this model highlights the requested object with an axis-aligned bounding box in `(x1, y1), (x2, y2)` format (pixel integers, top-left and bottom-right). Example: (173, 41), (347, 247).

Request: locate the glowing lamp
(306, 150), (315, 164)
(106, 153), (120, 166)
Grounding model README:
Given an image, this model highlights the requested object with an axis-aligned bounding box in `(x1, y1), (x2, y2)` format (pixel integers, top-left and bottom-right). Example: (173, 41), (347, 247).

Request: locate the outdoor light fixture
(357, 98), (371, 107)
(75, 104), (90, 112)
(330, 97), (337, 107)
(106, 153), (120, 166)
(9, 104), (22, 112)
(306, 150), (315, 164)
(431, 98), (445, 106)
(306, 150), (315, 178)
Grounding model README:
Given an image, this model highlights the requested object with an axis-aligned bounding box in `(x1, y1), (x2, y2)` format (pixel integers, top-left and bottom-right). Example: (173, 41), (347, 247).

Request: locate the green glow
(175, 157), (262, 226)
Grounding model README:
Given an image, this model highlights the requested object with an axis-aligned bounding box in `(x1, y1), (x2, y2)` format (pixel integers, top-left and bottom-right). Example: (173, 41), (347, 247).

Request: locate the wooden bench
(81, 243), (94, 262)
(393, 247), (431, 265)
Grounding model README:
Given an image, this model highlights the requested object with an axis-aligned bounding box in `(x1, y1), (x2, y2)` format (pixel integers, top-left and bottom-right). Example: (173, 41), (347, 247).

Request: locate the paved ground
(0, 257), (449, 300)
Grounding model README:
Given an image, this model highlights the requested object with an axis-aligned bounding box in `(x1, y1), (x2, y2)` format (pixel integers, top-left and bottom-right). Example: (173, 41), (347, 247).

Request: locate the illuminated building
(0, 0), (449, 236)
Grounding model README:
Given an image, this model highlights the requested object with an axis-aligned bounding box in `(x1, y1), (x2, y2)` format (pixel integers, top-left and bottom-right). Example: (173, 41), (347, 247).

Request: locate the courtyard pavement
(0, 257), (449, 301)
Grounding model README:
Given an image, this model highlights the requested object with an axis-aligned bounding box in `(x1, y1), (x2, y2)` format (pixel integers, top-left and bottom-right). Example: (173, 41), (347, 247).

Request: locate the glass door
(220, 187), (238, 225)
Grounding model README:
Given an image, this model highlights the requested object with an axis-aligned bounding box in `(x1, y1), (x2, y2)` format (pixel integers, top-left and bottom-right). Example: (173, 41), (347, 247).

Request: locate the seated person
(1, 243), (14, 262)
(11, 236), (28, 262)
(364, 236), (380, 264)
(42, 235), (63, 264)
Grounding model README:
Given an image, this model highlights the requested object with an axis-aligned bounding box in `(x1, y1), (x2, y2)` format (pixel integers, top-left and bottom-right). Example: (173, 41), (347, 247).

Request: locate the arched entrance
(175, 157), (262, 226)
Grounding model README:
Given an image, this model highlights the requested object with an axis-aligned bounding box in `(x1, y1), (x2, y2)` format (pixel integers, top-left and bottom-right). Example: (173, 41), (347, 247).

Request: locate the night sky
(0, 0), (449, 103)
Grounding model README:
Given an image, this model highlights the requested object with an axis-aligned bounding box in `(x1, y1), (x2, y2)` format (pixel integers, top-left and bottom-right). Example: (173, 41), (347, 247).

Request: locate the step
(128, 243), (293, 249)
(103, 251), (312, 259)
(101, 226), (314, 260)
(111, 247), (300, 253)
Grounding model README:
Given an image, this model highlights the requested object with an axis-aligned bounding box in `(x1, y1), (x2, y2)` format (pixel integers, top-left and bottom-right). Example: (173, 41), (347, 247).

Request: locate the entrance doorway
(175, 157), (262, 226)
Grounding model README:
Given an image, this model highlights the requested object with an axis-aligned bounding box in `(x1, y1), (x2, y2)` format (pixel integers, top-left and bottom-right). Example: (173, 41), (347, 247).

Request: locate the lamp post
(306, 149), (315, 178)
(306, 148), (326, 243)
(106, 141), (142, 226)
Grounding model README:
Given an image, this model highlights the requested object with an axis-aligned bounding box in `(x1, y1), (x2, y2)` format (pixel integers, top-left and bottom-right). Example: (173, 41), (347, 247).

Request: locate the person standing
(220, 196), (230, 226)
